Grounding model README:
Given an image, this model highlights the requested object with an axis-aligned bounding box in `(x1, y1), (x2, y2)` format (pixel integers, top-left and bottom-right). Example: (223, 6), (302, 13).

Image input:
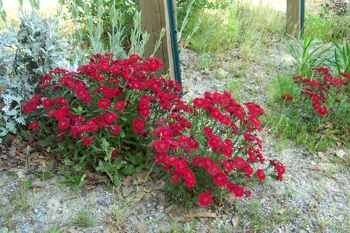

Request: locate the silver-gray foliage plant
(0, 12), (69, 140)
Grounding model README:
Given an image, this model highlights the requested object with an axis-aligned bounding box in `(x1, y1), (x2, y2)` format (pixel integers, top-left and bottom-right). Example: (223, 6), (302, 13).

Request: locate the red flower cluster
(22, 54), (186, 147)
(23, 54), (285, 208)
(293, 67), (350, 117)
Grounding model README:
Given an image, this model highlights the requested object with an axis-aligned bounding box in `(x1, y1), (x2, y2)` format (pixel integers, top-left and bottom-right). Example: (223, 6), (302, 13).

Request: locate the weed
(9, 188), (30, 212)
(72, 210), (96, 228)
(33, 170), (55, 181)
(21, 179), (33, 190)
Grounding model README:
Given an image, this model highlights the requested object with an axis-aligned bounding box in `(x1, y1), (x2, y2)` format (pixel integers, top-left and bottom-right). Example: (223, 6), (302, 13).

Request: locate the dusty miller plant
(0, 12), (68, 140)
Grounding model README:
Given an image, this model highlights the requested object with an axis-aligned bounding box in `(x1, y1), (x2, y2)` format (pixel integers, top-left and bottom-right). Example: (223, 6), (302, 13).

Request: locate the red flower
(39, 75), (52, 88)
(58, 118), (70, 131)
(97, 98), (111, 110)
(103, 112), (117, 124)
(97, 86), (120, 99)
(245, 102), (264, 117)
(281, 93), (293, 102)
(114, 100), (127, 111)
(81, 137), (94, 146)
(170, 175), (181, 184)
(132, 118), (146, 135)
(28, 121), (39, 130)
(226, 182), (245, 197)
(111, 149), (118, 160)
(222, 138), (233, 156)
(270, 160), (286, 181)
(22, 94), (41, 113)
(213, 173), (228, 187)
(197, 191), (213, 207)
(152, 139), (170, 154)
(341, 72), (350, 80)
(111, 125), (122, 136)
(256, 169), (266, 182)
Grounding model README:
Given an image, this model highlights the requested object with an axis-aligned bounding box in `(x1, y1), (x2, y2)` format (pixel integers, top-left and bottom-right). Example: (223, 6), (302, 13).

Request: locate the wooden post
(140, 0), (169, 73)
(287, 0), (304, 36)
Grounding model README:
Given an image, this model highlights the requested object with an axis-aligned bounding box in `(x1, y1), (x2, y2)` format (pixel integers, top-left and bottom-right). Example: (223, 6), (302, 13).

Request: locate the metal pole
(300, 0), (305, 38)
(166, 0), (182, 86)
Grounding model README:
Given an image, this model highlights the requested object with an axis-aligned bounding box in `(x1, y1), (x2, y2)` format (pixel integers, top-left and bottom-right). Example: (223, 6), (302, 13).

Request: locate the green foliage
(177, 0), (231, 22)
(60, 0), (137, 44)
(0, 12), (68, 141)
(180, 2), (285, 57)
(286, 37), (333, 76)
(334, 41), (350, 73)
(63, 0), (151, 65)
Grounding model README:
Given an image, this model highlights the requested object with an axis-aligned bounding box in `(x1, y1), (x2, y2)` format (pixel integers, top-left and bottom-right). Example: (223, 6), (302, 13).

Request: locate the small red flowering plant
(152, 91), (285, 207)
(267, 67), (350, 151)
(293, 67), (350, 117)
(22, 53), (285, 207)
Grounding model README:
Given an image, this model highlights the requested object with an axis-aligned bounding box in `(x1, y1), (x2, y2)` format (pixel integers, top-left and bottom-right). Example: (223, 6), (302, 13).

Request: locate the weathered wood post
(287, 0), (305, 36)
(139, 0), (168, 68)
(140, 0), (180, 84)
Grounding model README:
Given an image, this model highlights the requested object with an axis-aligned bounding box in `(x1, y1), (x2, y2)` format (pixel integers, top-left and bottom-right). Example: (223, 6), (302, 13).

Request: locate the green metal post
(300, 0), (305, 37)
(166, 0), (182, 87)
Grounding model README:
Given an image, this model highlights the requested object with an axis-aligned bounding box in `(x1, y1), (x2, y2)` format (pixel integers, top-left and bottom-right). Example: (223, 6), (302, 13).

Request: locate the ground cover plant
(22, 53), (285, 207)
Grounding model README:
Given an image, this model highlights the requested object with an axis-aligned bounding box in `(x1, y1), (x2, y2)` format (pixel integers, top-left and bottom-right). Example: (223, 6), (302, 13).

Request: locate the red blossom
(281, 93), (294, 102)
(114, 100), (127, 111)
(197, 191), (213, 207)
(256, 169), (266, 182)
(28, 121), (40, 130)
(97, 98), (111, 110)
(81, 137), (94, 146)
(111, 125), (122, 136)
(132, 118), (146, 135)
(103, 112), (117, 124)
